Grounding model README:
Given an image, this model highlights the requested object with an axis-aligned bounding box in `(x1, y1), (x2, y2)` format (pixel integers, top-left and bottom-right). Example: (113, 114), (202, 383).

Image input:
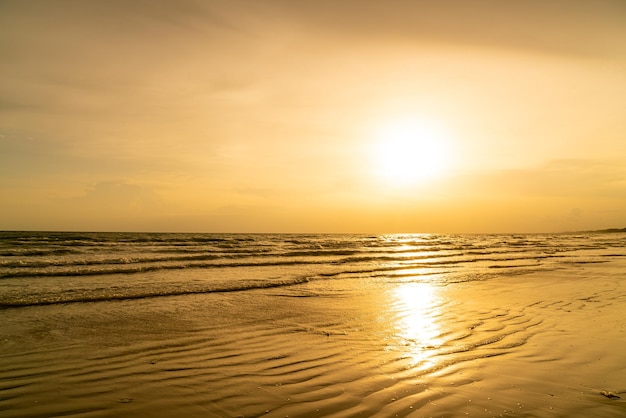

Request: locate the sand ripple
(2, 261), (626, 417)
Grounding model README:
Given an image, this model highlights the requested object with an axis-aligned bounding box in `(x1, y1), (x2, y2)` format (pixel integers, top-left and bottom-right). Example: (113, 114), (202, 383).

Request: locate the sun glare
(392, 282), (442, 368)
(370, 117), (451, 187)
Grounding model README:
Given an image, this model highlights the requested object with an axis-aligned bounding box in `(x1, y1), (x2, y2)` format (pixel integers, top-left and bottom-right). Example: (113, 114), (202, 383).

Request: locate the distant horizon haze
(1, 228), (625, 236)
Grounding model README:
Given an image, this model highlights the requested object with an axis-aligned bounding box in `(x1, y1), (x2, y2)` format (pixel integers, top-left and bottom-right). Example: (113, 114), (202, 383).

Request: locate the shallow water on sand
(1, 233), (626, 417)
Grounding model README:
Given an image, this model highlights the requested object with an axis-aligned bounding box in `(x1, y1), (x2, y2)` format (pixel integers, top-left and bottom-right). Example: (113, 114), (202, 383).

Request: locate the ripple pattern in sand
(2, 261), (626, 417)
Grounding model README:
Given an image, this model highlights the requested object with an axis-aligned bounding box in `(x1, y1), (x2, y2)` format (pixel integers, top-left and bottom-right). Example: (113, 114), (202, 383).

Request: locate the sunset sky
(1, 0), (625, 233)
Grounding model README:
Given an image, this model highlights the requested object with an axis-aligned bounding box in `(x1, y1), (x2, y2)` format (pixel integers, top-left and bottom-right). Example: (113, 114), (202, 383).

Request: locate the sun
(369, 117), (451, 187)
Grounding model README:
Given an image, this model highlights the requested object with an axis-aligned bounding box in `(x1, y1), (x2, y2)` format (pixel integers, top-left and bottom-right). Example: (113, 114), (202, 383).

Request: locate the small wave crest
(0, 276), (311, 309)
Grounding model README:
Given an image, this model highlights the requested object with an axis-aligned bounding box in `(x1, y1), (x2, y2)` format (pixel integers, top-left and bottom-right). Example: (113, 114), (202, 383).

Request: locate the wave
(1, 232), (625, 313)
(0, 258), (327, 279)
(0, 276), (312, 309)
(0, 251), (567, 279)
(0, 248), (82, 257)
(0, 234), (600, 281)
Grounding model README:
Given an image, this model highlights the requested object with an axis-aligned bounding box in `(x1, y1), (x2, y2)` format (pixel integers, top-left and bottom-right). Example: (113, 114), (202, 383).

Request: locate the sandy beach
(2, 253), (626, 417)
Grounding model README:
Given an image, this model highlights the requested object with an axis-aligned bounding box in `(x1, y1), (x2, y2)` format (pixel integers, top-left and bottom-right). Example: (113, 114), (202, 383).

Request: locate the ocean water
(1, 231), (625, 308)
(1, 231), (626, 417)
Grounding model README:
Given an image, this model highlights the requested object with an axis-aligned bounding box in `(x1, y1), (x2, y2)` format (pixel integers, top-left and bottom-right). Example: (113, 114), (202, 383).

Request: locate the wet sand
(2, 259), (626, 417)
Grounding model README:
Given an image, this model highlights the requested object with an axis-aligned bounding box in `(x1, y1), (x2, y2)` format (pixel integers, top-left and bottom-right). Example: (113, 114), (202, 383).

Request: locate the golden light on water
(392, 282), (442, 368)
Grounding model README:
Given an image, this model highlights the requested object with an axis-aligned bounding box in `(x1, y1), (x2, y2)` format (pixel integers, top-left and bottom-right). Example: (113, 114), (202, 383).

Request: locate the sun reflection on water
(391, 282), (442, 368)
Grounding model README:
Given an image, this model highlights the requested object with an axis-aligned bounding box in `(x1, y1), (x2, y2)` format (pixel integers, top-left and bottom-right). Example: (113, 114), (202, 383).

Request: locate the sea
(1, 231), (626, 417)
(1, 231), (625, 308)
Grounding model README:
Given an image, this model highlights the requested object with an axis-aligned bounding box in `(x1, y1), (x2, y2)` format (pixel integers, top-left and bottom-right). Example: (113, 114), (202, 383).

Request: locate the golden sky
(1, 0), (625, 233)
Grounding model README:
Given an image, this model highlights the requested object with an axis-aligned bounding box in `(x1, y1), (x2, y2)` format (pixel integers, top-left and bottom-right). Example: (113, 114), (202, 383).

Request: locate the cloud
(259, 0), (626, 59)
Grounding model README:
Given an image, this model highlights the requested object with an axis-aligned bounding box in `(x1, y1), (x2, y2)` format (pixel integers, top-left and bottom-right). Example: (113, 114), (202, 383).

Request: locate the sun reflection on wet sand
(390, 281), (443, 369)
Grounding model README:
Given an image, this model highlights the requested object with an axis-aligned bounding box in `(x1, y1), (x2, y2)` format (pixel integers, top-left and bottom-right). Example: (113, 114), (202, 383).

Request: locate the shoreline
(1, 258), (626, 417)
